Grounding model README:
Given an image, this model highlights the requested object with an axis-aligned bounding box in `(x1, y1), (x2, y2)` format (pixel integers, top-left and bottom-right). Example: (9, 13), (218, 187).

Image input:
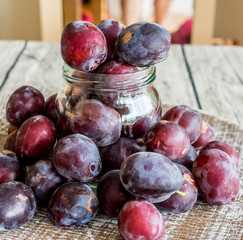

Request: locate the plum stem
(176, 190), (186, 197)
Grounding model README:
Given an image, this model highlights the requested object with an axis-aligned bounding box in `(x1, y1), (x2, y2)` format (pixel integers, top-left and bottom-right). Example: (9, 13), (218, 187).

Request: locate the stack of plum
(0, 19), (240, 240)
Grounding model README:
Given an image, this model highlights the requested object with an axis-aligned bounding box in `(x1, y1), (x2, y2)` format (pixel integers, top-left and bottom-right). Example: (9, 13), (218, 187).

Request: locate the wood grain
(0, 105), (242, 240)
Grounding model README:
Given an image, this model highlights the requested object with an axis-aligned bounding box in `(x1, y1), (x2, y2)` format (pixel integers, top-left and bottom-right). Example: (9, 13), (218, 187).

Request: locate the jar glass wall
(56, 64), (162, 146)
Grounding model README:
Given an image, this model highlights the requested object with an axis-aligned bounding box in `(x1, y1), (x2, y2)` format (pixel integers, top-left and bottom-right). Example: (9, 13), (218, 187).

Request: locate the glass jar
(56, 63), (162, 147)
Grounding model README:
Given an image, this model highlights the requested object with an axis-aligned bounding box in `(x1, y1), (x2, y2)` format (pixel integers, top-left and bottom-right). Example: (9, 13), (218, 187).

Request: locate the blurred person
(121, 0), (172, 26)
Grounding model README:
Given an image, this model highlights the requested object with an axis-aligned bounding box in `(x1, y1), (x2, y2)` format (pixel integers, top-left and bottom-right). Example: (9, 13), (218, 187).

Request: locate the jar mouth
(62, 63), (156, 91)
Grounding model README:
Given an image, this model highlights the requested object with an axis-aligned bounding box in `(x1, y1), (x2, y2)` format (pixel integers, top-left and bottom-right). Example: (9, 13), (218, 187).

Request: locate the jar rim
(62, 63), (156, 91)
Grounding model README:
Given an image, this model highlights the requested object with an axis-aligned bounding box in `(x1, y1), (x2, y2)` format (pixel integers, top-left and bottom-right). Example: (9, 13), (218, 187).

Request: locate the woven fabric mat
(0, 105), (242, 240)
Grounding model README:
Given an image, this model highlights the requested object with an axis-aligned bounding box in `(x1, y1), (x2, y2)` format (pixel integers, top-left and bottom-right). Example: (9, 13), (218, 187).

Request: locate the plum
(97, 170), (134, 217)
(116, 22), (171, 67)
(120, 152), (183, 203)
(6, 86), (45, 126)
(25, 159), (65, 203)
(0, 150), (21, 183)
(69, 99), (122, 147)
(0, 181), (36, 231)
(48, 182), (98, 227)
(61, 21), (107, 72)
(98, 60), (138, 74)
(118, 199), (165, 240)
(132, 116), (155, 139)
(155, 163), (198, 213)
(176, 145), (198, 171)
(99, 136), (146, 172)
(144, 120), (190, 161)
(192, 121), (214, 150)
(192, 149), (239, 205)
(15, 115), (56, 163)
(4, 130), (17, 152)
(53, 134), (101, 182)
(97, 18), (125, 60)
(162, 105), (203, 144)
(200, 140), (239, 167)
(44, 94), (57, 123)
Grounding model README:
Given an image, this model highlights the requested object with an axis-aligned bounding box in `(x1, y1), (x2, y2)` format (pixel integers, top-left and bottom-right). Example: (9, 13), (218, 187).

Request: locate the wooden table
(0, 41), (242, 239)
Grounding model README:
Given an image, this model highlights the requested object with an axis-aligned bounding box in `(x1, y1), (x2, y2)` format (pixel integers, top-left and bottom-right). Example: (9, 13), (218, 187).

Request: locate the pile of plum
(0, 19), (240, 240)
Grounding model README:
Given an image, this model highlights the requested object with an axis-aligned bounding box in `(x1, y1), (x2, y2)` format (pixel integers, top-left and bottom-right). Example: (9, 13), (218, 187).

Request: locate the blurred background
(0, 0), (242, 45)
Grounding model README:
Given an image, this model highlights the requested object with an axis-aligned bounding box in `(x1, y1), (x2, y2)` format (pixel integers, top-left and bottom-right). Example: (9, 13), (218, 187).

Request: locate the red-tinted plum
(44, 94), (57, 123)
(116, 22), (171, 67)
(4, 130), (17, 152)
(98, 60), (138, 74)
(200, 140), (239, 167)
(118, 199), (165, 240)
(48, 182), (98, 227)
(120, 152), (183, 203)
(99, 136), (146, 172)
(6, 86), (45, 126)
(144, 120), (190, 161)
(53, 134), (101, 182)
(162, 105), (202, 144)
(132, 116), (155, 139)
(192, 121), (214, 150)
(97, 170), (134, 217)
(155, 163), (198, 213)
(192, 149), (239, 205)
(61, 21), (107, 72)
(0, 150), (21, 183)
(97, 18), (125, 60)
(0, 181), (36, 231)
(25, 159), (65, 203)
(69, 99), (122, 146)
(15, 115), (56, 163)
(176, 145), (198, 171)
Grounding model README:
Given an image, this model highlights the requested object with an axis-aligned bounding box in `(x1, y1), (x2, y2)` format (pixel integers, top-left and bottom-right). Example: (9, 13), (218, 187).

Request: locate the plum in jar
(61, 21), (107, 72)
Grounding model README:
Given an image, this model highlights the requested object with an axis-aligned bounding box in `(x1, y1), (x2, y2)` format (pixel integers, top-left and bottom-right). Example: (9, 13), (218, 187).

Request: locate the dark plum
(99, 136), (146, 172)
(162, 105), (202, 144)
(4, 130), (17, 152)
(192, 149), (239, 205)
(61, 21), (107, 72)
(6, 86), (45, 126)
(15, 115), (56, 163)
(116, 22), (171, 67)
(0, 181), (36, 231)
(48, 182), (98, 227)
(120, 152), (183, 203)
(0, 150), (21, 183)
(98, 60), (138, 74)
(44, 94), (57, 123)
(200, 140), (239, 167)
(118, 199), (165, 240)
(97, 18), (125, 60)
(176, 145), (198, 171)
(155, 163), (198, 213)
(70, 99), (122, 147)
(97, 170), (134, 217)
(144, 120), (190, 161)
(53, 134), (101, 182)
(25, 159), (65, 203)
(132, 116), (155, 139)
(192, 121), (214, 150)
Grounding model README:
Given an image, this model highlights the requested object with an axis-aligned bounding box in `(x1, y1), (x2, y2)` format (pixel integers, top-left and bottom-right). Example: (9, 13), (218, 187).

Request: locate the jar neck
(62, 63), (156, 91)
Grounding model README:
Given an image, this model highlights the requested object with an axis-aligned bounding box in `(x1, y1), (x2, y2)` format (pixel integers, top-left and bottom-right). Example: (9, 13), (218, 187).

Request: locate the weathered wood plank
(155, 45), (199, 109)
(183, 45), (243, 128)
(0, 40), (26, 87)
(0, 41), (63, 110)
